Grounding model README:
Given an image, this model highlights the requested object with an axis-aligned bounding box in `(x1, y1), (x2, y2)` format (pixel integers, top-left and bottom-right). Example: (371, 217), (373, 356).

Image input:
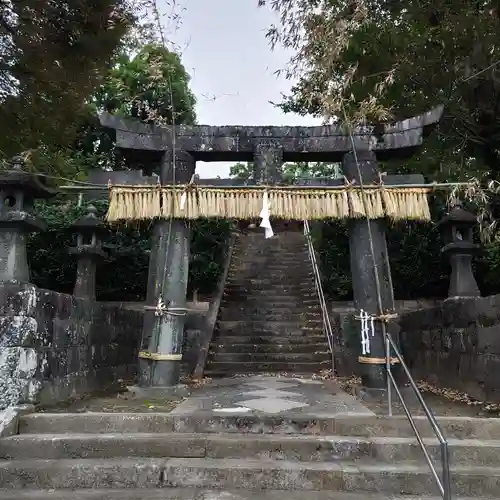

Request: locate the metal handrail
(385, 332), (452, 500)
(303, 220), (335, 371)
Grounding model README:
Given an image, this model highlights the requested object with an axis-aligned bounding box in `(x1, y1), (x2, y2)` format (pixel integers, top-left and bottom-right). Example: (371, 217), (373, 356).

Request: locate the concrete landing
(0, 491), (493, 500)
(172, 375), (374, 417)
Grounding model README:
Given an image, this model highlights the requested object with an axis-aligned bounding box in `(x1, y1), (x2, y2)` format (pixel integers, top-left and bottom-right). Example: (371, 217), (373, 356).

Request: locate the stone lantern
(70, 205), (107, 300)
(437, 204), (480, 298)
(0, 156), (53, 282)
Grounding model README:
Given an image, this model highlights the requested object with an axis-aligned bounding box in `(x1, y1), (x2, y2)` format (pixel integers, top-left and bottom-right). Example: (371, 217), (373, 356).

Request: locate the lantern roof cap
(72, 205), (106, 233)
(437, 204), (477, 226)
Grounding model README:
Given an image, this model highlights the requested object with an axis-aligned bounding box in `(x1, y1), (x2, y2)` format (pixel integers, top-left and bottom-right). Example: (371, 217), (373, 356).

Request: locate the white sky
(164, 0), (320, 177)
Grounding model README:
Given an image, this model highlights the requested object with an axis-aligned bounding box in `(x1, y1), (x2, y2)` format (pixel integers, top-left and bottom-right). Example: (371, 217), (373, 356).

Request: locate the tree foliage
(28, 200), (231, 301)
(97, 44), (197, 126)
(60, 43), (198, 174)
(259, 0), (500, 177)
(230, 161), (342, 182)
(1, 40), (198, 180)
(0, 0), (136, 157)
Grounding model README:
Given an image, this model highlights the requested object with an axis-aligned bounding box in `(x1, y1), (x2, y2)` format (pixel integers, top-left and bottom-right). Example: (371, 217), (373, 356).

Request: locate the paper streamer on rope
(106, 185), (432, 223)
(359, 309), (375, 355)
(259, 191), (274, 239)
(180, 191), (187, 211)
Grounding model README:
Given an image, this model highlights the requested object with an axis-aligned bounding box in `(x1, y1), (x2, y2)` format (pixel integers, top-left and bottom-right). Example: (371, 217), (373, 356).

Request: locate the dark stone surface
(253, 144), (283, 185)
(438, 206), (481, 298)
(204, 232), (331, 377)
(138, 218), (191, 387)
(70, 206), (107, 300)
(328, 299), (439, 378)
(0, 157), (53, 282)
(0, 283), (142, 410)
(193, 234), (236, 379)
(399, 294), (500, 402)
(138, 150), (195, 388)
(341, 149), (399, 389)
(99, 107), (443, 162)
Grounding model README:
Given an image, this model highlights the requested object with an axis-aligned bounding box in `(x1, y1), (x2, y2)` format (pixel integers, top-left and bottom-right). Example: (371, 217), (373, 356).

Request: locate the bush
(27, 198), (500, 302)
(28, 199), (231, 301)
(316, 219), (500, 300)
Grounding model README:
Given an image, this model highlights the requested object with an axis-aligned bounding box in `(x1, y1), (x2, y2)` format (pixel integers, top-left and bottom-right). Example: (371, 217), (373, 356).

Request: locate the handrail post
(384, 330), (452, 499)
(303, 220), (335, 373)
(385, 333), (393, 417)
(441, 441), (452, 500)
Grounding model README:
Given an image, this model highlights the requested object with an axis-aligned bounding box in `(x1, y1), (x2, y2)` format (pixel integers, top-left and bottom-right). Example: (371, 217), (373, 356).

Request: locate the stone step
(204, 360), (332, 374)
(19, 414), (500, 439)
(231, 254), (311, 261)
(210, 342), (329, 354)
(228, 272), (315, 280)
(225, 278), (315, 286)
(229, 267), (313, 275)
(228, 270), (314, 283)
(3, 433), (500, 466)
(232, 254), (310, 261)
(0, 457), (496, 495)
(218, 306), (321, 315)
(218, 307), (322, 317)
(141, 458), (500, 496)
(207, 352), (331, 363)
(0, 491), (489, 500)
(221, 297), (319, 306)
(225, 282), (316, 290)
(215, 320), (324, 336)
(221, 296), (319, 304)
(218, 304), (322, 313)
(218, 311), (322, 322)
(236, 248), (308, 253)
(223, 291), (317, 299)
(211, 335), (328, 345)
(225, 278), (316, 287)
(223, 286), (317, 295)
(231, 260), (311, 268)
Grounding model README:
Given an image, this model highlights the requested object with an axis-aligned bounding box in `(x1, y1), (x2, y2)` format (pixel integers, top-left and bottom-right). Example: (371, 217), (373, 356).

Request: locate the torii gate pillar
(138, 150), (195, 388)
(342, 145), (399, 396)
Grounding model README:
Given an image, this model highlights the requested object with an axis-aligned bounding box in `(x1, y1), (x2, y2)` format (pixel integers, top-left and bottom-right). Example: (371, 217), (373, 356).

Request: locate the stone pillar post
(341, 148), (398, 395)
(253, 143), (283, 184)
(69, 205), (107, 300)
(0, 156), (52, 282)
(250, 143), (283, 234)
(138, 150), (195, 388)
(437, 205), (480, 298)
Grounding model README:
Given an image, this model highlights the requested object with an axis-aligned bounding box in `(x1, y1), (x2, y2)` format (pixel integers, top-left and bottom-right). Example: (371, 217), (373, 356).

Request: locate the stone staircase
(0, 411), (499, 498)
(205, 229), (332, 376)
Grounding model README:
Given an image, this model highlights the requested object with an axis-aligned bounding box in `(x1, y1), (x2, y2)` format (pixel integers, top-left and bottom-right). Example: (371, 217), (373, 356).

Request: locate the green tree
(230, 161), (342, 182)
(260, 1), (500, 179)
(59, 43), (199, 174)
(0, 0), (136, 157)
(28, 200), (231, 301)
(8, 42), (198, 179)
(97, 44), (197, 126)
(24, 41), (207, 300)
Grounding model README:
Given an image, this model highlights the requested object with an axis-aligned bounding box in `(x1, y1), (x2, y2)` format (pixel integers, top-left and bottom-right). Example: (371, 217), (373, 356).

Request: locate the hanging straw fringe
(106, 185), (432, 222)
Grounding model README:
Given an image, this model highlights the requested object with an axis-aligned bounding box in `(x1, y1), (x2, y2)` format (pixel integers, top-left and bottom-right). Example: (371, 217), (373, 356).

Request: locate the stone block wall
(0, 283), (142, 410)
(329, 299), (440, 377)
(399, 295), (500, 403)
(103, 301), (208, 378)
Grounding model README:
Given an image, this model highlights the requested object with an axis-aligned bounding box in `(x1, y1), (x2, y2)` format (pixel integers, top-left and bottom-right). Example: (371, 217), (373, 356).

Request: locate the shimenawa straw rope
(106, 184), (432, 222)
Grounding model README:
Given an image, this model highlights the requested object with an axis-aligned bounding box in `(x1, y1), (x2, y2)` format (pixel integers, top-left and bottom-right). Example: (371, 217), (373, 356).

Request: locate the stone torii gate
(97, 107), (443, 396)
